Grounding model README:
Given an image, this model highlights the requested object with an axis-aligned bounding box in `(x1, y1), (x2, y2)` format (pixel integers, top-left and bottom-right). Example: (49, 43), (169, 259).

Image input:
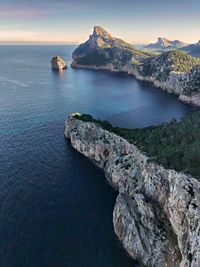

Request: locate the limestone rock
(65, 114), (200, 267)
(51, 56), (67, 70)
(71, 26), (148, 69)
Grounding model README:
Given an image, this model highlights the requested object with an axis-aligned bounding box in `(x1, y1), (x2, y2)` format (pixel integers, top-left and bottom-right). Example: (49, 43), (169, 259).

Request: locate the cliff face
(65, 114), (200, 267)
(71, 26), (149, 71)
(128, 60), (200, 106)
(72, 27), (200, 107)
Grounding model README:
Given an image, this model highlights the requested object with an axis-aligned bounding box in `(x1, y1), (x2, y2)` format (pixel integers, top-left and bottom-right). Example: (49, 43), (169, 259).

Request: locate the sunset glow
(1, 0), (200, 44)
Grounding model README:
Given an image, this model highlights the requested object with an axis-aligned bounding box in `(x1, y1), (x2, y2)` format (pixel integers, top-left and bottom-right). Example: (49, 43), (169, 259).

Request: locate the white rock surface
(65, 114), (200, 267)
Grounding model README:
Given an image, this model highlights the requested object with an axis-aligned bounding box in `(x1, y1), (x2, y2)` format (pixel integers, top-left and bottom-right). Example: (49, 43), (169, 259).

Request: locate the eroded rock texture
(65, 114), (200, 267)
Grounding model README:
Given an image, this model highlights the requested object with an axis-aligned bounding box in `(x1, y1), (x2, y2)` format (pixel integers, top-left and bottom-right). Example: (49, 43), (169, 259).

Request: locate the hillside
(72, 26), (150, 68)
(137, 50), (200, 82)
(180, 41), (200, 58)
(73, 112), (200, 180)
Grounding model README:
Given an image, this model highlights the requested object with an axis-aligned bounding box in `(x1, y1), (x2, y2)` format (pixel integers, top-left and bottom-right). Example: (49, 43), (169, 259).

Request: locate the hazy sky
(1, 0), (200, 44)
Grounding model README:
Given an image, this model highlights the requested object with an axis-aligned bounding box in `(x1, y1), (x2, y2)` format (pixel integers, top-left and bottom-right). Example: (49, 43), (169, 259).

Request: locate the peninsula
(65, 112), (200, 267)
(72, 26), (200, 107)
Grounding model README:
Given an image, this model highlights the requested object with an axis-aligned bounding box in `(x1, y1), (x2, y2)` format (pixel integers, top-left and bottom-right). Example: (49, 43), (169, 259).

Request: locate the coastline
(71, 63), (200, 107)
(65, 114), (200, 267)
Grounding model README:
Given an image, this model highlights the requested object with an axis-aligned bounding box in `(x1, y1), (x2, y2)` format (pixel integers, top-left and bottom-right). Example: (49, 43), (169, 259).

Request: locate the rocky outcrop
(65, 114), (200, 267)
(51, 56), (67, 70)
(72, 27), (200, 107)
(71, 26), (149, 70)
(129, 58), (200, 104)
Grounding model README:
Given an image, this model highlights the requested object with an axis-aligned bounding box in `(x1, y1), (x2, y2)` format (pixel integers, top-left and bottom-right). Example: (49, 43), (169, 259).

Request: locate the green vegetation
(139, 50), (200, 81)
(76, 45), (149, 67)
(182, 65), (200, 95)
(113, 37), (134, 50)
(74, 31), (150, 67)
(163, 50), (200, 72)
(52, 56), (61, 61)
(140, 48), (161, 55)
(77, 51), (108, 66)
(74, 112), (200, 180)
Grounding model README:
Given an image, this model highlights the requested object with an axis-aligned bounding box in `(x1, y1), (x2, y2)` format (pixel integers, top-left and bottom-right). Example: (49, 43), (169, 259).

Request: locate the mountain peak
(158, 37), (164, 41)
(145, 37), (187, 49)
(93, 26), (111, 38)
(72, 26), (149, 67)
(157, 37), (170, 46)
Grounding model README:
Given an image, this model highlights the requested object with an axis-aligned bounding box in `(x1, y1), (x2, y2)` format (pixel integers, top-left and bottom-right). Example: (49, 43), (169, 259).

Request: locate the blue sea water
(0, 45), (194, 267)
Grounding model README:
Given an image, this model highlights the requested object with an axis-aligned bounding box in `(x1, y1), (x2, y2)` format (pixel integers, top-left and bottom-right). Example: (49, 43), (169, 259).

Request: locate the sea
(0, 45), (194, 267)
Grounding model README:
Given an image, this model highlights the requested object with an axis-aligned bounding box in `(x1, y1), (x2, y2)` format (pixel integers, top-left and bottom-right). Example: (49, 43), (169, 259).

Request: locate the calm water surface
(0, 45), (194, 267)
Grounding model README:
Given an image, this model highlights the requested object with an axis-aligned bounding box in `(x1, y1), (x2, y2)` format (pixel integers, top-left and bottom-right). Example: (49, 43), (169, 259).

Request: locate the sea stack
(51, 56), (67, 70)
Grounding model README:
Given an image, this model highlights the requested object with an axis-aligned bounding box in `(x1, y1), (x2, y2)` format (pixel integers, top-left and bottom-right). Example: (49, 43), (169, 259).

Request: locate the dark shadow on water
(0, 45), (195, 267)
(0, 122), (138, 267)
(51, 69), (66, 78)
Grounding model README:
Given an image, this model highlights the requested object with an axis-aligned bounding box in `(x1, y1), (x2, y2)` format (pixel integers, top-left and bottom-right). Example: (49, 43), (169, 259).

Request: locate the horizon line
(0, 41), (79, 45)
(0, 41), (148, 45)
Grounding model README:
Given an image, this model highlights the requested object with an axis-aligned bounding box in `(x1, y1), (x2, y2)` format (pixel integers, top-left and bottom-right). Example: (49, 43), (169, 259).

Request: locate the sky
(0, 0), (200, 44)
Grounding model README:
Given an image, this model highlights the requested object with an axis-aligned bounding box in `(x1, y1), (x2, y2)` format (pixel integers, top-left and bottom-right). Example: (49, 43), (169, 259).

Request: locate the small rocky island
(65, 113), (200, 267)
(51, 56), (67, 70)
(72, 26), (200, 107)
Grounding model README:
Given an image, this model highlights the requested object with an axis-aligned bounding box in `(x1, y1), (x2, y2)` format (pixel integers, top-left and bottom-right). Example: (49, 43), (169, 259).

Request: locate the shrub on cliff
(139, 50), (200, 81)
(76, 111), (200, 179)
(182, 65), (200, 95)
(76, 51), (108, 66)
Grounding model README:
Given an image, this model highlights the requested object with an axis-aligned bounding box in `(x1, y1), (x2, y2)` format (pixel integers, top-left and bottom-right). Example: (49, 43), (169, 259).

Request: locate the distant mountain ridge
(144, 37), (188, 49)
(180, 41), (200, 57)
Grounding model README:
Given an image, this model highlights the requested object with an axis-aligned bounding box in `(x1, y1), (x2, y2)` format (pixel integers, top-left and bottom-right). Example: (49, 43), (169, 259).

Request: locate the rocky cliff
(72, 27), (200, 107)
(65, 113), (200, 267)
(71, 26), (150, 71)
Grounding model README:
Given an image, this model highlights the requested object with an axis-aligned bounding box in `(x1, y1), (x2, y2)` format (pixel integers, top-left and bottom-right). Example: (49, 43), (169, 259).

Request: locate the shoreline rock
(51, 56), (67, 70)
(72, 62), (200, 108)
(65, 114), (200, 267)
